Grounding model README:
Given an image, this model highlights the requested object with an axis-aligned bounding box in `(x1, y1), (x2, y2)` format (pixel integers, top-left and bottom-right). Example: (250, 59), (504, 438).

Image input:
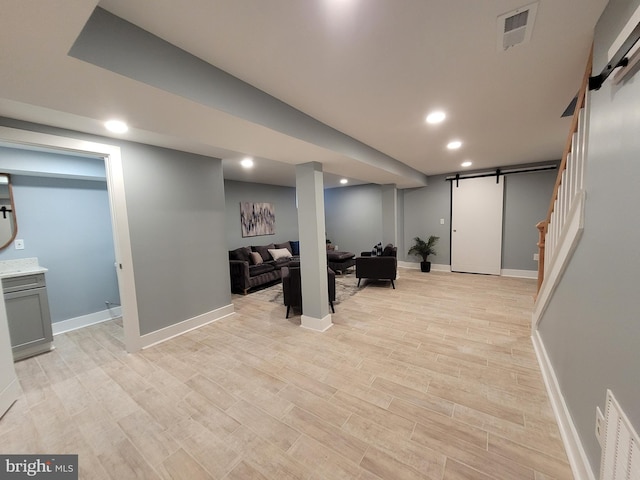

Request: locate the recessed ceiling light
(461, 161), (473, 167)
(447, 140), (462, 150)
(104, 120), (128, 134)
(240, 157), (254, 169)
(340, 178), (348, 184)
(425, 111), (446, 124)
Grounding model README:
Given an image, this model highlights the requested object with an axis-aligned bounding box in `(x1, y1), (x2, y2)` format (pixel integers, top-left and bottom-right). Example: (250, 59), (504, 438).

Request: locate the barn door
(451, 176), (504, 275)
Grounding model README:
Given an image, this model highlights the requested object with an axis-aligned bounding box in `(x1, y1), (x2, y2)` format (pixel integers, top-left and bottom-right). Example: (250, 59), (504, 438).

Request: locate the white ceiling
(0, 0), (608, 188)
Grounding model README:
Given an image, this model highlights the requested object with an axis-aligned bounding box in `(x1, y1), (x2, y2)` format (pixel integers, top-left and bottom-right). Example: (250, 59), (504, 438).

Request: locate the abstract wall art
(240, 202), (275, 237)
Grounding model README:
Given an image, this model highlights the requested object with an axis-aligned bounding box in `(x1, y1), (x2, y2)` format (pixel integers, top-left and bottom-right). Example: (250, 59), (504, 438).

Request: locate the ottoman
(327, 251), (356, 274)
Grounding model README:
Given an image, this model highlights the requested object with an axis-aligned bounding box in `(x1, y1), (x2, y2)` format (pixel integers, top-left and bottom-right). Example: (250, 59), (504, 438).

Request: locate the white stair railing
(535, 51), (592, 308)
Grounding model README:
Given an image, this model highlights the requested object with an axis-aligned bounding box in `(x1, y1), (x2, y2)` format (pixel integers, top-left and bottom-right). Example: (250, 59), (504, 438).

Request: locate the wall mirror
(0, 174), (17, 250)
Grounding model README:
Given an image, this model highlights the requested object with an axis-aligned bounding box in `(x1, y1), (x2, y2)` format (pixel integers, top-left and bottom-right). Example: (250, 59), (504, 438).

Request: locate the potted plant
(408, 235), (439, 272)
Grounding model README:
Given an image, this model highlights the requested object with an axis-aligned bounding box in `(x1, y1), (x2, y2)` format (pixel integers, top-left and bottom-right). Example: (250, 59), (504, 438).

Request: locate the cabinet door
(4, 287), (53, 352)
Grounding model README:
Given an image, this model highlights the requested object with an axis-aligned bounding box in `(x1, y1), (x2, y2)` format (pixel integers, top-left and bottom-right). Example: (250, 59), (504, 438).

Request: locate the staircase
(533, 50), (592, 325)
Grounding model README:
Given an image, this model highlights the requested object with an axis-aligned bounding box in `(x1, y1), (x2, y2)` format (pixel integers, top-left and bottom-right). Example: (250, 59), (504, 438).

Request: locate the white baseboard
(532, 330), (596, 480)
(140, 304), (235, 349)
(501, 269), (537, 279)
(398, 261), (451, 272)
(52, 307), (123, 335)
(301, 313), (333, 332)
(399, 262), (535, 278)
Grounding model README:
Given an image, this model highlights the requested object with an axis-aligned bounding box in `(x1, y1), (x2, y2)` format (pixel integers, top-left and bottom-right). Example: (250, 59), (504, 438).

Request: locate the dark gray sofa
(229, 241), (299, 294)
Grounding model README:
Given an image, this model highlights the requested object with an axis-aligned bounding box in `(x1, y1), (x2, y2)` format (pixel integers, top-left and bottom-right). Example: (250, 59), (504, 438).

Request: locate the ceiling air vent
(497, 2), (538, 51)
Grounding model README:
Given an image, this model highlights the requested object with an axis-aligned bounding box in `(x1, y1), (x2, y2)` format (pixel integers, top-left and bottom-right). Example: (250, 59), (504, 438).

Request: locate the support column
(381, 184), (399, 278)
(381, 184), (398, 246)
(295, 162), (331, 332)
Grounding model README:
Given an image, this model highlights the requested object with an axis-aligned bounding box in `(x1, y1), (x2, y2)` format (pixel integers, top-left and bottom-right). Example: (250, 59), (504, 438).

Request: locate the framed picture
(240, 202), (275, 237)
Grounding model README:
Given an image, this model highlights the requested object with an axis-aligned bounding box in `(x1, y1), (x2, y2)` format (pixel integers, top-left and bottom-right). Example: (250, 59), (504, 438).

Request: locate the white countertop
(0, 258), (48, 279)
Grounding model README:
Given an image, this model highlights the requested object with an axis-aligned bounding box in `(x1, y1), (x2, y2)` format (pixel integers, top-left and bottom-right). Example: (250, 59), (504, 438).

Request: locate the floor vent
(600, 390), (640, 480)
(497, 2), (538, 51)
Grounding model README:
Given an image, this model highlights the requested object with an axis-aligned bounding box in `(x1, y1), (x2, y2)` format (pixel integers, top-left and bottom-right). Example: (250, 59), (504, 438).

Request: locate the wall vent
(497, 2), (538, 51)
(600, 390), (640, 480)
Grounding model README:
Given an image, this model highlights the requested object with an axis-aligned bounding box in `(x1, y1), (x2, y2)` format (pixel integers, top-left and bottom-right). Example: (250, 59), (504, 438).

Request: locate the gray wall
(325, 169), (554, 266)
(402, 175), (452, 264)
(224, 180), (298, 249)
(0, 174), (119, 324)
(0, 117), (231, 337)
(503, 169), (557, 271)
(225, 180), (393, 256)
(117, 142), (229, 335)
(324, 184), (383, 255)
(402, 169), (557, 268)
(538, 0), (640, 473)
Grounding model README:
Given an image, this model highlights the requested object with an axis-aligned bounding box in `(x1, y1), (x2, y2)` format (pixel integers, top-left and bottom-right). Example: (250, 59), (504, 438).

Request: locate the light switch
(440, 218), (445, 225)
(15, 239), (24, 250)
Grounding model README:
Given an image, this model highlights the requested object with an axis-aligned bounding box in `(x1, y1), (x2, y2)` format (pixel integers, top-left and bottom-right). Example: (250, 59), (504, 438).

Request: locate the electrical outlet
(14, 239), (24, 250)
(533, 253), (539, 261)
(440, 218), (445, 225)
(596, 406), (605, 446)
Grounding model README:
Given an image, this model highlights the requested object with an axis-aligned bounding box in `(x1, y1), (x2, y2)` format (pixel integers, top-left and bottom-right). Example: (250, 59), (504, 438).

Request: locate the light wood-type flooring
(0, 269), (573, 479)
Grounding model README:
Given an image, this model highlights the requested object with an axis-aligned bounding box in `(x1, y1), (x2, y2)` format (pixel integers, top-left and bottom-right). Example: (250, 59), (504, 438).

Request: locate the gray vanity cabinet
(2, 273), (53, 361)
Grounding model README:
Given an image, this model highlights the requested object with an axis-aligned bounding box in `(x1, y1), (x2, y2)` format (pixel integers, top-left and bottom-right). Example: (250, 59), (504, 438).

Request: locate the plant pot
(420, 261), (431, 272)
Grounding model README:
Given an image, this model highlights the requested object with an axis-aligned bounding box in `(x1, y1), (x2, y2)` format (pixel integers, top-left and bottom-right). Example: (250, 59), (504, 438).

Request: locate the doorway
(451, 175), (504, 275)
(0, 126), (140, 352)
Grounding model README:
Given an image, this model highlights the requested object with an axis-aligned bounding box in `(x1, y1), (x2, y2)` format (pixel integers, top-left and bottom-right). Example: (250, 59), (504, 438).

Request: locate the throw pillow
(229, 246), (251, 262)
(289, 240), (300, 256)
(249, 252), (263, 265)
(275, 241), (292, 256)
(253, 243), (275, 262)
(268, 248), (292, 261)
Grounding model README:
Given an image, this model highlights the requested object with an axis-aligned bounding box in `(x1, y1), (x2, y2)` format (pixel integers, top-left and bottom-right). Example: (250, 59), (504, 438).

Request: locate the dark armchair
(281, 266), (336, 318)
(356, 244), (397, 289)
